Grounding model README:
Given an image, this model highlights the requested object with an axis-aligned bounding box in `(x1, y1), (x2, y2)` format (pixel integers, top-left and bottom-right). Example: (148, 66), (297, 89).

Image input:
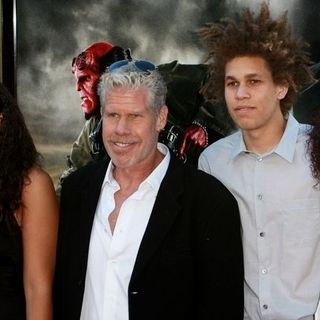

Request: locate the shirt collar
(139, 143), (170, 192)
(103, 160), (117, 188)
(230, 113), (300, 163)
(102, 142), (170, 192)
(230, 130), (246, 160)
(273, 113), (300, 163)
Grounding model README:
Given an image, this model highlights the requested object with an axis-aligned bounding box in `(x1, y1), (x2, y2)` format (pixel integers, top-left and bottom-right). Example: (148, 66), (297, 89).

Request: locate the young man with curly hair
(198, 3), (320, 320)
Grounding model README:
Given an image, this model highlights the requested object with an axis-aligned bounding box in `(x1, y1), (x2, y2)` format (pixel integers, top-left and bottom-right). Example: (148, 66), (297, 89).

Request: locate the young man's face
(224, 56), (288, 134)
(74, 67), (100, 118)
(102, 87), (167, 172)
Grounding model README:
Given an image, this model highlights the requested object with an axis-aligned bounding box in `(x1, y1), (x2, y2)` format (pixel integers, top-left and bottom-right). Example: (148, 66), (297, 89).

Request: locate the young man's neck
(242, 116), (287, 155)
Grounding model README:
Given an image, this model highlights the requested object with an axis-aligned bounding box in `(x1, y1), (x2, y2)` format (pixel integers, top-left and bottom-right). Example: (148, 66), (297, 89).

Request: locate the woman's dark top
(0, 218), (26, 319)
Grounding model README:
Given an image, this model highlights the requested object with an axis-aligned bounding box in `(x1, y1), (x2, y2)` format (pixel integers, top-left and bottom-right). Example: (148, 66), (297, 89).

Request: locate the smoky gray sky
(16, 0), (320, 144)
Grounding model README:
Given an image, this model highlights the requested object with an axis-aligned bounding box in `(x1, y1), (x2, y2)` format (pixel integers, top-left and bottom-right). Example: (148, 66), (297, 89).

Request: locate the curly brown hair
(308, 110), (320, 183)
(0, 83), (41, 229)
(198, 2), (314, 115)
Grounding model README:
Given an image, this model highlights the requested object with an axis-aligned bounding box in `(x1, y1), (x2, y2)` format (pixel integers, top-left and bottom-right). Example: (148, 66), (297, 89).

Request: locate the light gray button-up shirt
(199, 114), (320, 320)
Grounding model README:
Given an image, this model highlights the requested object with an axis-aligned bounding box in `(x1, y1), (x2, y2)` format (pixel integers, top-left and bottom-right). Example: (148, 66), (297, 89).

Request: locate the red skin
(74, 67), (100, 117)
(178, 125), (207, 159)
(72, 42), (114, 117)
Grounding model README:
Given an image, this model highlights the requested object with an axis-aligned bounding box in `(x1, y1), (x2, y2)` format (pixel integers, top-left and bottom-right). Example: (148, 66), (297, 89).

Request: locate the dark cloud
(291, 0), (320, 62)
(16, 0), (319, 144)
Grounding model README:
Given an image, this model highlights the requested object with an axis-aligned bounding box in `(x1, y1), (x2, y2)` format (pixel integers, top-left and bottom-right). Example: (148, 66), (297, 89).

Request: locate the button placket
(254, 154), (271, 314)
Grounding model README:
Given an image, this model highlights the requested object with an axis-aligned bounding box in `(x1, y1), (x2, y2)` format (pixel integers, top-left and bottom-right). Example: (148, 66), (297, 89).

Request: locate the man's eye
(106, 113), (118, 118)
(80, 76), (90, 82)
(226, 81), (238, 87)
(249, 79), (260, 85)
(129, 114), (141, 119)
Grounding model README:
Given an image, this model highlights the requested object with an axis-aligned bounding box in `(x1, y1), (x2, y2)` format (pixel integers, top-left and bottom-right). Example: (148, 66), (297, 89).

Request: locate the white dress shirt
(199, 114), (320, 320)
(80, 143), (170, 320)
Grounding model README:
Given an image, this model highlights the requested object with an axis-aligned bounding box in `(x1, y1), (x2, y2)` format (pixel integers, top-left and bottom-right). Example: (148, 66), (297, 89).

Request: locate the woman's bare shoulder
(26, 166), (54, 188)
(22, 166), (56, 203)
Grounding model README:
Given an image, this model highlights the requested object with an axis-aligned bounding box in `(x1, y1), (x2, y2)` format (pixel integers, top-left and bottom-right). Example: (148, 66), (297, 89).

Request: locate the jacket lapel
(78, 160), (109, 273)
(130, 157), (185, 283)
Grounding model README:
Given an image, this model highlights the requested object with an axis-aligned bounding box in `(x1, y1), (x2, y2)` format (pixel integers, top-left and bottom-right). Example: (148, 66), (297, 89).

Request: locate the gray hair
(98, 62), (167, 115)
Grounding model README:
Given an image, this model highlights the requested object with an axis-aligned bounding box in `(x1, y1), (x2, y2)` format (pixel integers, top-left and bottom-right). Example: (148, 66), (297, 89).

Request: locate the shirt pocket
(282, 198), (320, 247)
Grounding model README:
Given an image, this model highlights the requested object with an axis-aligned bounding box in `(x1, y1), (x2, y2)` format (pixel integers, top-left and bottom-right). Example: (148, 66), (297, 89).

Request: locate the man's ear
(277, 82), (289, 100)
(156, 105), (168, 132)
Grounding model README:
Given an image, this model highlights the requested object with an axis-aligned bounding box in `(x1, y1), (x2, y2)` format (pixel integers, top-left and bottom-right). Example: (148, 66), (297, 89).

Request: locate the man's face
(224, 56), (288, 134)
(74, 67), (100, 117)
(102, 87), (167, 171)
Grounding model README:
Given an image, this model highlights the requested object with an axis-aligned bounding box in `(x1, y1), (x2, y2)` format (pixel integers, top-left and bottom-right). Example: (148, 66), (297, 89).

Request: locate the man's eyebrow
(225, 75), (236, 80)
(225, 73), (261, 80)
(78, 74), (89, 80)
(244, 73), (261, 78)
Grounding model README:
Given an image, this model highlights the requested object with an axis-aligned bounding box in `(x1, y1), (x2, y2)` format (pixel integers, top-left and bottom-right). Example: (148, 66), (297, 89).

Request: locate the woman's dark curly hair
(308, 109), (320, 183)
(198, 2), (314, 115)
(0, 83), (41, 228)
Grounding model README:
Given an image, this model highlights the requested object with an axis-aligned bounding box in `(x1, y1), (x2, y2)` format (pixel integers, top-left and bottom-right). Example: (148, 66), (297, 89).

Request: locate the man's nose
(76, 82), (81, 92)
(115, 117), (130, 135)
(235, 84), (250, 99)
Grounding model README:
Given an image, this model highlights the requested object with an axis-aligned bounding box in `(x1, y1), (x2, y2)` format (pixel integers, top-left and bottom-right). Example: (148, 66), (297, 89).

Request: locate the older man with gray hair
(54, 59), (244, 320)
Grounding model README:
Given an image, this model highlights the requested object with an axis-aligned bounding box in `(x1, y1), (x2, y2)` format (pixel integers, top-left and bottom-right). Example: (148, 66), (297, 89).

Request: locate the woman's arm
(20, 167), (59, 320)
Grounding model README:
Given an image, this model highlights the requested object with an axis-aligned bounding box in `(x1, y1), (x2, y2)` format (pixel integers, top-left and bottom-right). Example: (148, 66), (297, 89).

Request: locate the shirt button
(263, 304), (268, 310)
(259, 232), (265, 237)
(262, 268), (268, 274)
(257, 157), (263, 162)
(257, 194), (263, 200)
